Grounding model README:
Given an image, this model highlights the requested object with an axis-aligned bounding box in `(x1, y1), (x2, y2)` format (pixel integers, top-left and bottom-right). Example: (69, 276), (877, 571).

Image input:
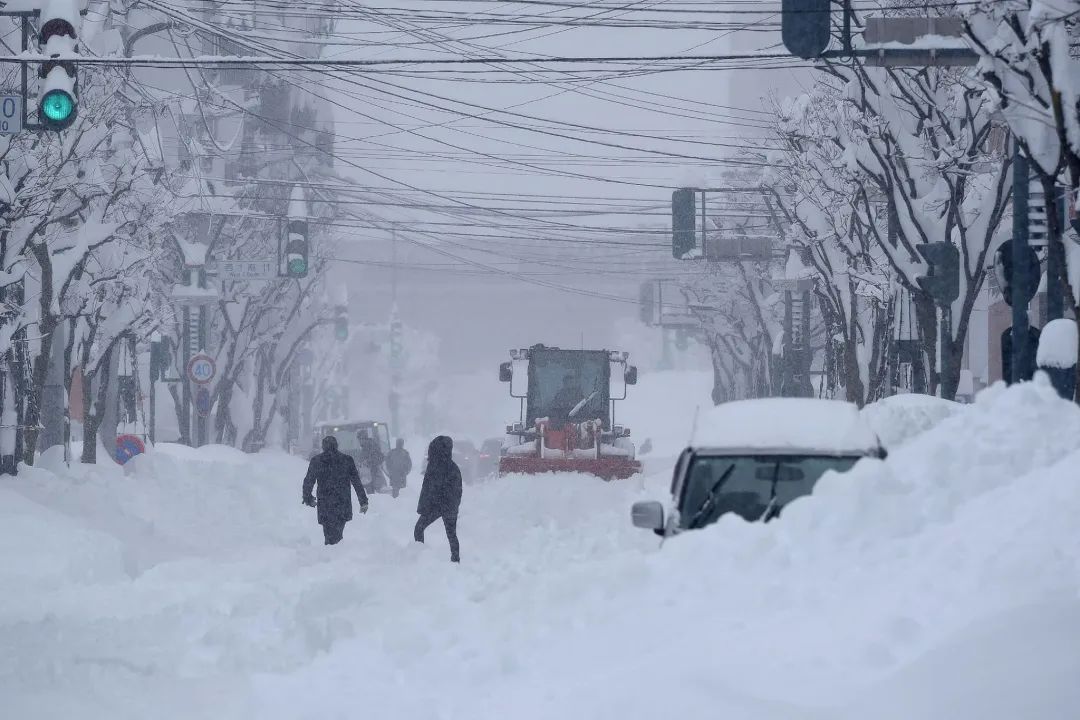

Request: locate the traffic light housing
(150, 337), (172, 381)
(915, 242), (960, 305)
(38, 0), (79, 131)
(672, 188), (696, 259)
(993, 238), (1041, 308)
(334, 315), (348, 341)
(284, 219), (309, 278)
(781, 0), (832, 59)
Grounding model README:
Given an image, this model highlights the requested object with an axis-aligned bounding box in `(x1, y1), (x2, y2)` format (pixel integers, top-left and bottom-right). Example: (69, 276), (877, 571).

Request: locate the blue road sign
(195, 387), (213, 418)
(115, 434), (145, 465)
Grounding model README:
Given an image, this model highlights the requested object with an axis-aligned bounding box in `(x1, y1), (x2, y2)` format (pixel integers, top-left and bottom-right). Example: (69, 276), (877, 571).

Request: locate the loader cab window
(527, 350), (610, 426)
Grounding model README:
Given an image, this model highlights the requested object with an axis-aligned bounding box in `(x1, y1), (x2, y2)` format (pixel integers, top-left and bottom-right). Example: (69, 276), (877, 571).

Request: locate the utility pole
(1012, 144), (1033, 384)
(389, 226), (402, 439)
(1045, 181), (1066, 322)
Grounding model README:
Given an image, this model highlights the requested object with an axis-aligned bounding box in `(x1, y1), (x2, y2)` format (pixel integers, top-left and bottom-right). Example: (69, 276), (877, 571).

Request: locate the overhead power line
(4, 50), (798, 70)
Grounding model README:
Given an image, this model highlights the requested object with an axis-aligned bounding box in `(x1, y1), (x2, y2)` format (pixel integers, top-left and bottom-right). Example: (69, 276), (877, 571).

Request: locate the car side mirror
(499, 361), (512, 382)
(625, 365), (638, 385)
(631, 500), (664, 531)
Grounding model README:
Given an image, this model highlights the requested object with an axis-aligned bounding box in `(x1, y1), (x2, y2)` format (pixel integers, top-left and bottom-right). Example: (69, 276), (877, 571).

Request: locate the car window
(679, 454), (860, 528)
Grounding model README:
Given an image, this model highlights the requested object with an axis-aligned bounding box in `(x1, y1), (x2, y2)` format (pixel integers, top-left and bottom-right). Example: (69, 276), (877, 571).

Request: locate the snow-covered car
(632, 398), (885, 536)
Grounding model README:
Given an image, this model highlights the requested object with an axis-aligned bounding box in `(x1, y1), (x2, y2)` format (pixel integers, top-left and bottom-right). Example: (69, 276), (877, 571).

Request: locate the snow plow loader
(498, 344), (641, 480)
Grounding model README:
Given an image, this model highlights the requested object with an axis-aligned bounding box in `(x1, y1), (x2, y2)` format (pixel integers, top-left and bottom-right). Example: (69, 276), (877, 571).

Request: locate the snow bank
(861, 392), (962, 448)
(3, 379), (1080, 719)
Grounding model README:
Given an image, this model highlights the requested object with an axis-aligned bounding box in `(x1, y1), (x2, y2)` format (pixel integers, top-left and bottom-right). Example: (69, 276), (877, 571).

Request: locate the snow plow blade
(498, 456), (641, 481)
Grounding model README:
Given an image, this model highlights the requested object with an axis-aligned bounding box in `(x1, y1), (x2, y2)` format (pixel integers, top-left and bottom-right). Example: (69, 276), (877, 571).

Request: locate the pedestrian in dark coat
(385, 438), (412, 499)
(358, 433), (388, 493)
(303, 435), (369, 545)
(414, 435), (462, 562)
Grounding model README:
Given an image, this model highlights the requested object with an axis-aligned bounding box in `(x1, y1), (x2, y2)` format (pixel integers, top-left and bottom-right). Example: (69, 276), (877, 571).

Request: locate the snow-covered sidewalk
(3, 380), (1080, 719)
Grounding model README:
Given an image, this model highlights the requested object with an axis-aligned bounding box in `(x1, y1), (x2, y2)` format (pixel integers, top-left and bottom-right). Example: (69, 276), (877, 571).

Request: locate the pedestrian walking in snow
(385, 438), (412, 499)
(303, 435), (369, 545)
(414, 435), (462, 562)
(358, 432), (388, 493)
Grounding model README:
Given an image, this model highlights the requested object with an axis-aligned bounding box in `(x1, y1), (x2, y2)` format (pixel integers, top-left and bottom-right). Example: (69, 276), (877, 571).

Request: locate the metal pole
(149, 368), (156, 445)
(938, 306), (952, 398)
(181, 304), (192, 445)
(842, 0), (853, 55)
(1047, 182), (1065, 321)
(1012, 143), (1032, 384)
(391, 224), (398, 305)
(196, 305), (207, 447)
(700, 190), (707, 252)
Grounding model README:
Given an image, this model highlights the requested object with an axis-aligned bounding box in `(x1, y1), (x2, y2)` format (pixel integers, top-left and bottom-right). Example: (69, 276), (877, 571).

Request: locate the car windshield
(679, 454), (860, 528)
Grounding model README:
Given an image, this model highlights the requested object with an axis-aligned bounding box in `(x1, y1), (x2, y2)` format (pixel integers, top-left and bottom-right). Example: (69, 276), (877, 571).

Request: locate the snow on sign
(215, 259), (277, 281)
(187, 353), (216, 384)
(0, 96), (22, 134)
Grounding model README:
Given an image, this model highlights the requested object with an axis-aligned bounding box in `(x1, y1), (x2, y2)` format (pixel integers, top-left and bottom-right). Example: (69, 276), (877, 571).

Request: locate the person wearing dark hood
(385, 438), (412, 499)
(303, 435), (369, 545)
(414, 435), (462, 562)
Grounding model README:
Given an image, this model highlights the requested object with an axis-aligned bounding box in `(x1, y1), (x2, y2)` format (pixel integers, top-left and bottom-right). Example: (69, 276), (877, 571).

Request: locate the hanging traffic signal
(993, 238), (1041, 308)
(334, 316), (348, 341)
(284, 219), (309, 278)
(781, 0), (832, 59)
(914, 242), (960, 305)
(150, 337), (170, 381)
(672, 187), (696, 259)
(38, 0), (80, 131)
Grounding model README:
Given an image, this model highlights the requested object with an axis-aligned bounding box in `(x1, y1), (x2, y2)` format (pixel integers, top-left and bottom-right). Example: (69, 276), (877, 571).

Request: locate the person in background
(303, 435), (369, 545)
(385, 438), (412, 499)
(414, 435), (462, 562)
(357, 431), (387, 493)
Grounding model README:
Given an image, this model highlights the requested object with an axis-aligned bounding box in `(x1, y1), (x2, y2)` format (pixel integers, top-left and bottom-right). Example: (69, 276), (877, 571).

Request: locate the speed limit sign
(187, 353), (216, 384)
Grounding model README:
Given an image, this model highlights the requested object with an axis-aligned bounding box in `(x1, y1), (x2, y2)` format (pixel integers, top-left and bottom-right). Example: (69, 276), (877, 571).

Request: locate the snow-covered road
(3, 377), (1080, 719)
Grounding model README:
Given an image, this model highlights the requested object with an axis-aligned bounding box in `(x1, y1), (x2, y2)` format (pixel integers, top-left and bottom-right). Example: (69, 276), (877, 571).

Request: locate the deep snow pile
(2, 378), (1080, 719)
(860, 392), (962, 448)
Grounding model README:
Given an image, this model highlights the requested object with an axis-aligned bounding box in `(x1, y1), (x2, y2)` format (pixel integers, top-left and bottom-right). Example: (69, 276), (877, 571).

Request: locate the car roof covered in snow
(691, 398), (882, 456)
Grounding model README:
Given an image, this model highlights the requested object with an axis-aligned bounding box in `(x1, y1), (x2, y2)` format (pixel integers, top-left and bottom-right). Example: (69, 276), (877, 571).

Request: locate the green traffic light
(41, 90), (75, 124)
(287, 257), (308, 276)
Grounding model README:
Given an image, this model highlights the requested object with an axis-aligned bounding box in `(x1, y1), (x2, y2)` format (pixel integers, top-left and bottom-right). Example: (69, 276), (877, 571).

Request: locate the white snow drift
(2, 378), (1079, 720)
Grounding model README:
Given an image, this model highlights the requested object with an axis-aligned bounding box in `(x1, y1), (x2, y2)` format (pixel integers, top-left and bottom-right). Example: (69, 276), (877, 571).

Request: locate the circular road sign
(195, 387), (213, 418)
(187, 353), (216, 384)
(115, 434), (146, 465)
